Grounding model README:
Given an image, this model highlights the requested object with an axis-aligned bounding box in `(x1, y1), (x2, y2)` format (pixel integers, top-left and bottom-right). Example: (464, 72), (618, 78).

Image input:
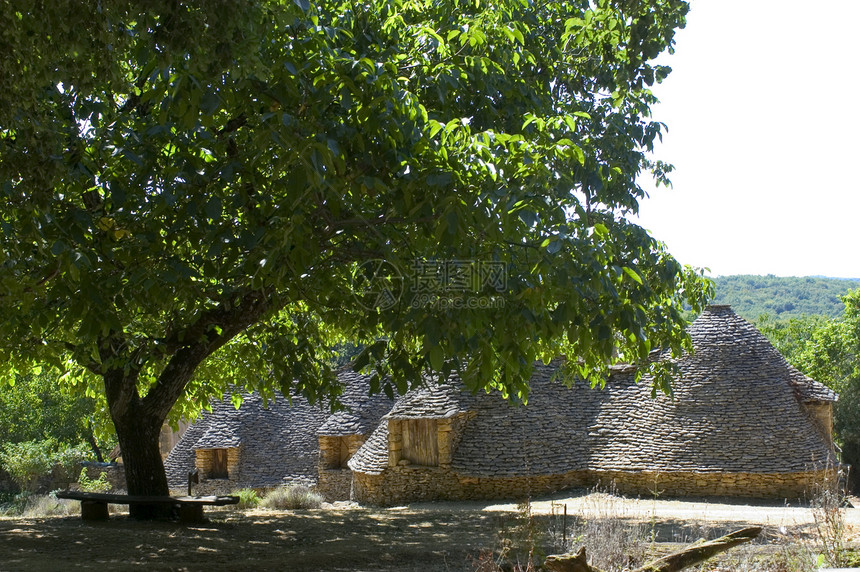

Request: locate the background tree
(0, 371), (114, 462)
(713, 275), (859, 320)
(0, 0), (711, 512)
(758, 291), (860, 491)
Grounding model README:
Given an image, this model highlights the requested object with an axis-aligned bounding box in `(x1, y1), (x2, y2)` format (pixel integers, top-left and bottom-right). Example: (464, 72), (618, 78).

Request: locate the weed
(566, 485), (649, 571)
(809, 466), (848, 567)
(232, 488), (261, 509)
(477, 498), (543, 572)
(21, 492), (76, 517)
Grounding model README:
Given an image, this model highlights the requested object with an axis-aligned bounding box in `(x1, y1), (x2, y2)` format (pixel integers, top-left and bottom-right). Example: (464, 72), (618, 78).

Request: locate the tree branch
(141, 289), (278, 419)
(544, 526), (762, 572)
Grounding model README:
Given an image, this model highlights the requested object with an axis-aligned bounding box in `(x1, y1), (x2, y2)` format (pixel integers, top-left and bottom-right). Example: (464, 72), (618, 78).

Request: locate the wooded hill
(712, 275), (860, 320)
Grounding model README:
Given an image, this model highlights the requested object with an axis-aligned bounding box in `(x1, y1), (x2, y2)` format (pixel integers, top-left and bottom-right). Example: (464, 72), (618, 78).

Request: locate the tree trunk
(104, 365), (174, 519)
(97, 291), (274, 519)
(113, 408), (172, 519)
(85, 420), (104, 463)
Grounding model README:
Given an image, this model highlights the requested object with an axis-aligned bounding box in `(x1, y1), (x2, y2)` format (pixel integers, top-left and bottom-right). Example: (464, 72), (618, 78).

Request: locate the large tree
(0, 0), (712, 512)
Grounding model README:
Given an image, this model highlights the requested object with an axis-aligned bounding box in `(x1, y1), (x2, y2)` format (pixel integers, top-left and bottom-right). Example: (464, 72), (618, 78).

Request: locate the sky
(633, 0), (860, 278)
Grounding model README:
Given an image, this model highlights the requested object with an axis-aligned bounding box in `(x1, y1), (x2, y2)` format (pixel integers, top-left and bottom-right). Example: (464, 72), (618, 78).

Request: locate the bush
(232, 488), (261, 509)
(260, 485), (323, 510)
(0, 441), (54, 493)
(52, 444), (89, 484)
(0, 440), (88, 493)
(0, 492), (28, 516)
(78, 469), (112, 493)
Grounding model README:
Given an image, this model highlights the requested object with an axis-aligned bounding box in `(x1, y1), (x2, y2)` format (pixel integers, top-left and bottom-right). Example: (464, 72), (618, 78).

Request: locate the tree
(759, 291), (860, 491)
(0, 0), (712, 514)
(0, 371), (115, 462)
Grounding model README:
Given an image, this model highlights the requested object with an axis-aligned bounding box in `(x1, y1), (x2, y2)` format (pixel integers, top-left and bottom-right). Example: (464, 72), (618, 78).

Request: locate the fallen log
(544, 526), (762, 572)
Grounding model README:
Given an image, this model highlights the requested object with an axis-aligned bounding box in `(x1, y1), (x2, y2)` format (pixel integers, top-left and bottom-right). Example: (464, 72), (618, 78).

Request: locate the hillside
(712, 275), (860, 320)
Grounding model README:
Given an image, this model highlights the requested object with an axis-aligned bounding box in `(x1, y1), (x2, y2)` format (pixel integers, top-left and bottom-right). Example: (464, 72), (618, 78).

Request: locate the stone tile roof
(164, 393), (328, 488)
(164, 370), (392, 488)
(385, 380), (472, 419)
(316, 370), (396, 436)
(349, 306), (837, 477)
(789, 367), (838, 403)
(346, 416), (391, 475)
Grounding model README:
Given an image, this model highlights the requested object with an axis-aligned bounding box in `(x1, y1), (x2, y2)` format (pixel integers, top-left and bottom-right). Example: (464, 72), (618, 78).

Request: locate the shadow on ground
(0, 507), (507, 572)
(0, 495), (836, 572)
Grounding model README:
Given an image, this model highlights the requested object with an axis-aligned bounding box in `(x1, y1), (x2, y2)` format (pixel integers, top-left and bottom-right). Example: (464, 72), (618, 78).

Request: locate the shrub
(260, 485), (323, 510)
(0, 440), (88, 493)
(51, 444), (89, 484)
(0, 492), (29, 516)
(232, 488), (261, 509)
(0, 441), (55, 493)
(78, 468), (112, 493)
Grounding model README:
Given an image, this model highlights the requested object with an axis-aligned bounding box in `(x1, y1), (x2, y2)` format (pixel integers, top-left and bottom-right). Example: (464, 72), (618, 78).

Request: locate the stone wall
(803, 402), (834, 442)
(81, 463), (127, 492)
(317, 469), (353, 501)
(352, 466), (835, 506)
(316, 434), (368, 501)
(590, 469), (833, 500)
(319, 435), (366, 470)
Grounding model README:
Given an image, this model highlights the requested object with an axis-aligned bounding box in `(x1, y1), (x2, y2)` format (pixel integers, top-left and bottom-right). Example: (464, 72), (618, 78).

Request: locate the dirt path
(481, 491), (860, 530)
(1, 492), (857, 571)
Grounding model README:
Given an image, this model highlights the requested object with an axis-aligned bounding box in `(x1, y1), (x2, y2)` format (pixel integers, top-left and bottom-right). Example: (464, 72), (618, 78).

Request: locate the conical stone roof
(165, 369), (393, 489)
(349, 306), (837, 478)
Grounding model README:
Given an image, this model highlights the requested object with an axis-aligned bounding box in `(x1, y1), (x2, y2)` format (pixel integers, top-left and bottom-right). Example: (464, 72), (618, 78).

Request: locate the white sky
(634, 0), (860, 278)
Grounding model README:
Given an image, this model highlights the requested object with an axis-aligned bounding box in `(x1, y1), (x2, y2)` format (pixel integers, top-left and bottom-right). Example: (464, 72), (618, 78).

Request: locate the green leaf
(200, 92), (220, 115)
(50, 240), (67, 255)
(622, 267), (642, 284)
(205, 196), (222, 219)
(428, 345), (444, 371)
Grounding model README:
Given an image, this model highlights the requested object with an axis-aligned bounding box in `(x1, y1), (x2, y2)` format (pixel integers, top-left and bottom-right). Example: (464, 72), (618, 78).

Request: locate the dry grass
(259, 485), (324, 510)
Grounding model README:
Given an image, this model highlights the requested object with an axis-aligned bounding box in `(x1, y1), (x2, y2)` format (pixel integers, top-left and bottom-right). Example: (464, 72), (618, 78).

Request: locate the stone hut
(316, 371), (397, 500)
(348, 306), (838, 505)
(164, 370), (392, 497)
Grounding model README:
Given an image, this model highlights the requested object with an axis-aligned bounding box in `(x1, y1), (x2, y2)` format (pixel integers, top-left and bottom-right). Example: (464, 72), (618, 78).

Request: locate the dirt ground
(1, 491), (858, 571)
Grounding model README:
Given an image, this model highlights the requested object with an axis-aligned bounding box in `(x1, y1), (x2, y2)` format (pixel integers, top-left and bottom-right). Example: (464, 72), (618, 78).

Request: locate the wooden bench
(56, 491), (239, 523)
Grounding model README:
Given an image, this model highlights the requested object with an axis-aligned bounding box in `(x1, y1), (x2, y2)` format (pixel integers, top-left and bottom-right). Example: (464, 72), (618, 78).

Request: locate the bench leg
(177, 504), (205, 524)
(80, 500), (109, 521)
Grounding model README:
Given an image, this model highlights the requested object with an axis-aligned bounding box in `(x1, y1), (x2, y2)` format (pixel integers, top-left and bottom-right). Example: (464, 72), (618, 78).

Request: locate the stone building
(347, 306), (838, 505)
(163, 370), (392, 497)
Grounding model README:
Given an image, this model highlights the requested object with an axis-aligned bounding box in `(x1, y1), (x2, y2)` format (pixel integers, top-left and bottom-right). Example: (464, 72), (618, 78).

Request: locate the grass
(231, 487), (261, 509)
(1, 492), (77, 517)
(259, 485), (324, 510)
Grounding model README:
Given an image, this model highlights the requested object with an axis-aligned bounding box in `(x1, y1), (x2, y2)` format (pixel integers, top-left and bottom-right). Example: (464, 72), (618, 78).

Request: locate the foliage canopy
(0, 0), (711, 498)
